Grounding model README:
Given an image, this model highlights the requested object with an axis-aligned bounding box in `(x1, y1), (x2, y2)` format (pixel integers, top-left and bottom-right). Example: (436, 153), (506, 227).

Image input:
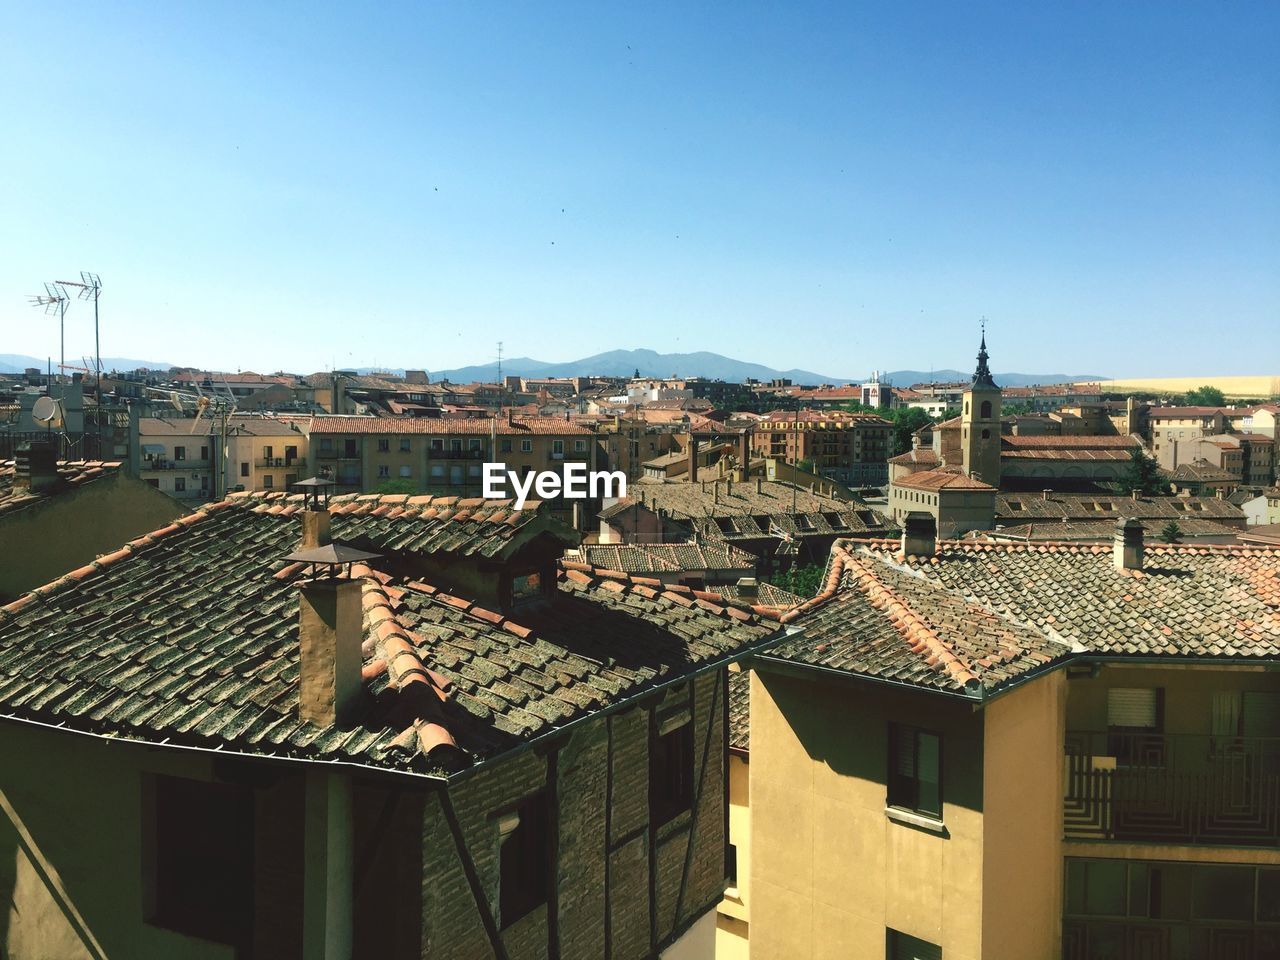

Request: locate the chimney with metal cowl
(1114, 517), (1144, 572)
(286, 542), (381, 728)
(294, 477), (334, 549)
(901, 511), (937, 558)
(15, 441), (59, 494)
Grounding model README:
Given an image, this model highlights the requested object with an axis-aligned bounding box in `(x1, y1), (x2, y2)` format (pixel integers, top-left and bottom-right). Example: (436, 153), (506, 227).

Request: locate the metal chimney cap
(292, 477), (334, 489)
(285, 542), (382, 568)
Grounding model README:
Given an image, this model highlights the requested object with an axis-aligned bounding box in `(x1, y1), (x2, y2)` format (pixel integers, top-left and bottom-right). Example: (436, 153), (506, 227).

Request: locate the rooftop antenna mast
(496, 340), (504, 412)
(57, 272), (103, 450)
(29, 283), (71, 377)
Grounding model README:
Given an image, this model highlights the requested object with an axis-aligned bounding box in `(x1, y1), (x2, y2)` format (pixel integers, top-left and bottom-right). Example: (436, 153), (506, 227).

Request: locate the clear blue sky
(2, 1), (1276, 379)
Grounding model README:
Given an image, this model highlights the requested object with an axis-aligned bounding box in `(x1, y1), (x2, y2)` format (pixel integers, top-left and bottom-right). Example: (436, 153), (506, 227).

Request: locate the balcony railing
(1064, 731), (1280, 846)
(255, 457), (306, 469)
(428, 448), (487, 460)
(144, 459), (210, 470)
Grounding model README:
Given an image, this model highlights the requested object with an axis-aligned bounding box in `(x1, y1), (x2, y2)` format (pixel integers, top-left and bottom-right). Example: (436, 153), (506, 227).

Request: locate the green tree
(889, 407), (934, 455)
(372, 477), (418, 495)
(767, 562), (826, 598)
(1159, 521), (1183, 544)
(1117, 446), (1169, 496)
(796, 458), (815, 474)
(1183, 385), (1226, 406)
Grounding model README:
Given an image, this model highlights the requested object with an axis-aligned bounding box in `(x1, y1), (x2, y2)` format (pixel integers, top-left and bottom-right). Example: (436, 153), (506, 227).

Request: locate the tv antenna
(56, 273), (103, 450)
(29, 283), (71, 375)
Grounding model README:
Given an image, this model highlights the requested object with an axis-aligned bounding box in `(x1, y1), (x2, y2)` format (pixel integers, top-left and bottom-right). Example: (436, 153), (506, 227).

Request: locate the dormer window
(512, 571), (544, 606)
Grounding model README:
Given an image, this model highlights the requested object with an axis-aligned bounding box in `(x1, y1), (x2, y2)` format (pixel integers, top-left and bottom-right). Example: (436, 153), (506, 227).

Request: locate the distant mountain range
(400, 350), (1103, 388)
(0, 354), (172, 375)
(1, 347), (1101, 388)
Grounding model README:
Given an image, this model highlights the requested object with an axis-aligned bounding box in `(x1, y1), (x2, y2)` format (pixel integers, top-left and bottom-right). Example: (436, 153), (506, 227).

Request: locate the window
(320, 438), (333, 451)
(651, 711), (694, 826)
(888, 724), (941, 819)
(262, 475), (273, 488)
(469, 438), (483, 452)
(980, 429), (990, 439)
(378, 465), (390, 478)
(399, 438), (411, 452)
(498, 793), (550, 928)
(174, 477), (186, 492)
(430, 437), (444, 452)
(521, 439), (533, 453)
(285, 445), (297, 462)
(240, 462), (249, 477)
(1107, 687), (1163, 764)
(512, 572), (543, 604)
(146, 478), (159, 488)
(887, 929), (941, 960)
(980, 400), (992, 418)
(377, 438), (390, 452)
(343, 439), (357, 457)
(147, 775), (254, 947)
(574, 439), (586, 452)
(399, 465), (411, 478)
(262, 446), (273, 461)
(500, 438), (512, 453)
(174, 446), (186, 461)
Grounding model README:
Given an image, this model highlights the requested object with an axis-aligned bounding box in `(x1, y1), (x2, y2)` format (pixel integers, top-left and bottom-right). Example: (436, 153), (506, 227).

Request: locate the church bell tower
(961, 327), (1002, 484)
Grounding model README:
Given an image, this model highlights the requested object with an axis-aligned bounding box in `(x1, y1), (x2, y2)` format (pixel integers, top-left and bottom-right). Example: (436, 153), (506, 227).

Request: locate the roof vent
(1113, 517), (1144, 572)
(901, 511), (937, 558)
(736, 576), (758, 599)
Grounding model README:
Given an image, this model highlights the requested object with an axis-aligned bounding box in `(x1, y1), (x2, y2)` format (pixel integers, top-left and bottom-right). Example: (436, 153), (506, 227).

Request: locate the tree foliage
(1117, 446), (1169, 496)
(1183, 385), (1226, 406)
(1159, 521), (1183, 544)
(767, 562), (826, 599)
(372, 478), (418, 494)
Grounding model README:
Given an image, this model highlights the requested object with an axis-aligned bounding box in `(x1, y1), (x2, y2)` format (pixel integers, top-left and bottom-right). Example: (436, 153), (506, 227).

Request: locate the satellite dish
(32, 396), (63, 426)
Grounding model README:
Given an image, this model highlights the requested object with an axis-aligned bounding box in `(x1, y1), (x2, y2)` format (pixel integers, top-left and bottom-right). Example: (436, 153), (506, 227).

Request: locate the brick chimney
(297, 578), (363, 727)
(736, 577), (758, 599)
(901, 511), (936, 558)
(14, 441), (59, 494)
(688, 438), (700, 484)
(301, 507), (332, 550)
(1113, 517), (1144, 572)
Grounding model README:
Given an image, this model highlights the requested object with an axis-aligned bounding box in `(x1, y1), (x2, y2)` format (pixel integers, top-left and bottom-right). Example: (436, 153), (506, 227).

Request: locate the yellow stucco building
(729, 516), (1280, 960)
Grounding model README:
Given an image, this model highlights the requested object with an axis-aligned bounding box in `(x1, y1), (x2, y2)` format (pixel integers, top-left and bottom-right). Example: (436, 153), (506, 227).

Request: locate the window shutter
(894, 726), (917, 777)
(1242, 692), (1280, 739)
(1107, 688), (1158, 728)
(889, 930), (943, 960)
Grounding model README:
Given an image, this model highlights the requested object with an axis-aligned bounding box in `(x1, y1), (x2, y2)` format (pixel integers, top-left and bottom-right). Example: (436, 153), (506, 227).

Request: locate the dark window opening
(887, 928), (942, 960)
(240, 462), (249, 477)
(726, 843), (738, 886)
(980, 400), (992, 419)
(148, 775), (254, 947)
(499, 792), (551, 928)
(888, 723), (942, 819)
(651, 716), (695, 826)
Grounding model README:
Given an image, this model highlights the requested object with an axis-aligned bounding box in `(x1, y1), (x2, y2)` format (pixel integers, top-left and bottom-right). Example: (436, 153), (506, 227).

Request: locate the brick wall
(414, 669), (730, 959)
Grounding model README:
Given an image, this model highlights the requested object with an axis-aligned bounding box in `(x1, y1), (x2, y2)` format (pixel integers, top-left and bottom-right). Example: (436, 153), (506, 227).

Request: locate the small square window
(399, 465), (411, 478)
(399, 438), (411, 452)
(174, 477), (186, 492)
(521, 439), (533, 453)
(377, 438), (390, 452)
(378, 465), (390, 478)
(262, 475), (273, 488)
(500, 439), (513, 453)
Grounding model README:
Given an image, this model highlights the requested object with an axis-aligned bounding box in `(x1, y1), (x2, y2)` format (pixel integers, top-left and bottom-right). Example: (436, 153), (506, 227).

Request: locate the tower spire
(972, 318), (997, 389)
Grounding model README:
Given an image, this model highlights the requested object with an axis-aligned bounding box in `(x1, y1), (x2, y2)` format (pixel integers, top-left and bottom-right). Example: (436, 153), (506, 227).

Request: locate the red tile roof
(307, 415), (595, 436)
(892, 469), (995, 492)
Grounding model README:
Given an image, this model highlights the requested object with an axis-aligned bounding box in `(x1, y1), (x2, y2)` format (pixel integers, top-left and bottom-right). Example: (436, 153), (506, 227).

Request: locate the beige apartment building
(739, 519), (1280, 960)
(305, 414), (600, 525)
(223, 417), (309, 494)
(750, 410), (893, 486)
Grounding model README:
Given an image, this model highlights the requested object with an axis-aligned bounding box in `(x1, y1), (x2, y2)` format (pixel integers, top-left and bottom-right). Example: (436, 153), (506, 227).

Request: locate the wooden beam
(438, 788), (511, 960)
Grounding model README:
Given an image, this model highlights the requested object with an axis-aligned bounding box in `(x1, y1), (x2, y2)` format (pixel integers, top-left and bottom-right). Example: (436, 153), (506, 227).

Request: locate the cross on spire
(972, 320), (997, 389)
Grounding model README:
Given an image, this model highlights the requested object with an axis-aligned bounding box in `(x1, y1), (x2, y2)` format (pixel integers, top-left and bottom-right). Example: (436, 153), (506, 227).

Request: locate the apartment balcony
(255, 457), (306, 469)
(547, 451), (591, 462)
(1064, 731), (1280, 846)
(315, 450), (361, 460)
(143, 459), (210, 471)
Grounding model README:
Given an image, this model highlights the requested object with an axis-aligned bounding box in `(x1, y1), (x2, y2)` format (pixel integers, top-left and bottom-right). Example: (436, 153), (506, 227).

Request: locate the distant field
(1098, 376), (1280, 399)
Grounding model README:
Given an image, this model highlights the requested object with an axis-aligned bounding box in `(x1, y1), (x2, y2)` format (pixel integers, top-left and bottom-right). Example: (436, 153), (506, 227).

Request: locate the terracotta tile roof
(886, 448), (939, 466)
(892, 469), (996, 492)
(1166, 460), (1236, 483)
(633, 478), (857, 519)
(769, 545), (1071, 696)
(987, 518), (1243, 543)
(996, 492), (1244, 523)
(690, 507), (889, 543)
(757, 410), (891, 426)
(579, 541), (757, 574)
(307, 415), (595, 436)
(0, 496), (780, 776)
(729, 669), (750, 752)
(1001, 435), (1138, 449)
(0, 460), (125, 519)
(855, 538), (1280, 660)
(711, 581), (804, 610)
(1148, 406), (1233, 418)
